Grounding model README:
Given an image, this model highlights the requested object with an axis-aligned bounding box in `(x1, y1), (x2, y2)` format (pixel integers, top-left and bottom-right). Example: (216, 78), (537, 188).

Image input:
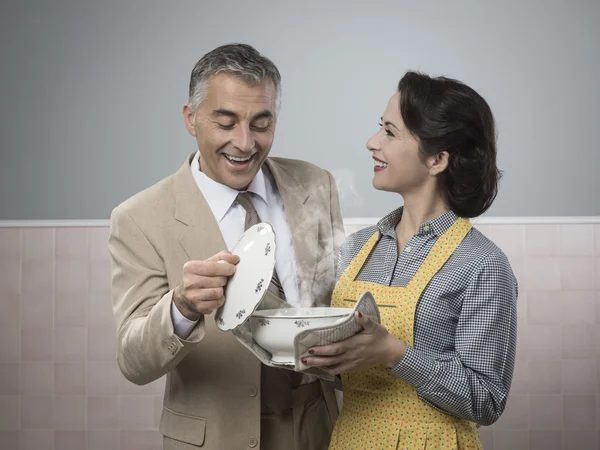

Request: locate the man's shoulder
(111, 172), (177, 222)
(268, 156), (326, 172)
(267, 156), (331, 183)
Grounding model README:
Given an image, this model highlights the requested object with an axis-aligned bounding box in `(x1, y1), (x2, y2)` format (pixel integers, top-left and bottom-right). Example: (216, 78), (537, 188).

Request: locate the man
(109, 43), (345, 449)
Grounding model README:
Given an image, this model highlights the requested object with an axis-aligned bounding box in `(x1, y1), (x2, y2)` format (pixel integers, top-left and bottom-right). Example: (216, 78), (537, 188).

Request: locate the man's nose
(233, 126), (255, 153)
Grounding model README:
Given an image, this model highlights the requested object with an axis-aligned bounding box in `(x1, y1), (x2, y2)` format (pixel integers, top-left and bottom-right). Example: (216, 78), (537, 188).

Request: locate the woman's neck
(396, 190), (450, 239)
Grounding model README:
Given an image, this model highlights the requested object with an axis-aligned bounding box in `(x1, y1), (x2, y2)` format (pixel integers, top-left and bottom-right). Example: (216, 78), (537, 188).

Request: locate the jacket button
(248, 386), (258, 397)
(248, 437), (258, 448)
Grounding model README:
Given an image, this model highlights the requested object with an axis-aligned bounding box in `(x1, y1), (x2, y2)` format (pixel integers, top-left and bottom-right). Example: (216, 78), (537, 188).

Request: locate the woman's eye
(378, 123), (394, 137)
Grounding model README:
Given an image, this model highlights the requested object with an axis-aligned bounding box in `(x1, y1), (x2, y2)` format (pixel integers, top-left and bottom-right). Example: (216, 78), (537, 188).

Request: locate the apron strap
(337, 231), (380, 284)
(402, 217), (472, 346)
(407, 217), (472, 294)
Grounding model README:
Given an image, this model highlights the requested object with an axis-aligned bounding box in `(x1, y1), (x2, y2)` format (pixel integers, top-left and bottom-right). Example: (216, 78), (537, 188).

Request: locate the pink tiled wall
(0, 223), (599, 450)
(0, 227), (164, 450)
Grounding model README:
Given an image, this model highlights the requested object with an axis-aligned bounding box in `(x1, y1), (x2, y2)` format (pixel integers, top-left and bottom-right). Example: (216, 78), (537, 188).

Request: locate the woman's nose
(366, 132), (380, 153)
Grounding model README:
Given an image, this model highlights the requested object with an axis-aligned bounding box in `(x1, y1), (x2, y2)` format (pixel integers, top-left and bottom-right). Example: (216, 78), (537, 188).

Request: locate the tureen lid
(215, 222), (276, 331)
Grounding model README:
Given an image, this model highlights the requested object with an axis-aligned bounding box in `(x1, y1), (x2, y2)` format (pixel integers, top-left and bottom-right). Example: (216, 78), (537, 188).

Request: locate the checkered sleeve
(391, 250), (518, 425)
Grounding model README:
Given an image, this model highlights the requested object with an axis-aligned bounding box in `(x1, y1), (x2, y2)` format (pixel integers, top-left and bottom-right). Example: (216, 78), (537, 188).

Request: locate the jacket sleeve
(327, 170), (346, 260)
(109, 206), (206, 385)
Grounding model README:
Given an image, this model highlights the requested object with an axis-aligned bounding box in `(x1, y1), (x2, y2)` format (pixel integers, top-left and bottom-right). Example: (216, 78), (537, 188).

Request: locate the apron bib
(329, 218), (482, 450)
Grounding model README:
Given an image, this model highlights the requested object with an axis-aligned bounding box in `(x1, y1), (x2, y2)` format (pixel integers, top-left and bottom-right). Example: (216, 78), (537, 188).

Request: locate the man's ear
(183, 104), (197, 137)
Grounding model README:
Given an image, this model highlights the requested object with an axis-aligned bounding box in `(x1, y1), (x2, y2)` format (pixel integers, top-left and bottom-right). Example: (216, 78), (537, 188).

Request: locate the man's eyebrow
(212, 109), (238, 119)
(211, 109), (274, 121)
(252, 110), (273, 121)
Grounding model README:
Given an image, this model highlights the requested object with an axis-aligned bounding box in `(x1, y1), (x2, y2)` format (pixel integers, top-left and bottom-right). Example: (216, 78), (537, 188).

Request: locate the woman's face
(366, 92), (431, 195)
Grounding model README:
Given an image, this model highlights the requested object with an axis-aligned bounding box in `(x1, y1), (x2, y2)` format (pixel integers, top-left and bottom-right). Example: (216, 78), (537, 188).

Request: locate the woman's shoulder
(459, 227), (516, 280)
(336, 225), (380, 277)
(341, 225), (380, 255)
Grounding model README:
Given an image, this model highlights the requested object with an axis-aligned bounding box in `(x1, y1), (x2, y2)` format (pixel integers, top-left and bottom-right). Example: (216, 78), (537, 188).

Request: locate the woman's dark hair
(398, 71), (501, 218)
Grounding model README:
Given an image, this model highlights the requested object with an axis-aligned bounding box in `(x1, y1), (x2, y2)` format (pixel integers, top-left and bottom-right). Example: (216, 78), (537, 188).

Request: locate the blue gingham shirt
(337, 207), (518, 426)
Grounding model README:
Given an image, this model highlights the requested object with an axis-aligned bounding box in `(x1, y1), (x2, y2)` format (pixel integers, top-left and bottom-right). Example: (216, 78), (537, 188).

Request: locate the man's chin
(221, 173), (256, 191)
(218, 154), (267, 189)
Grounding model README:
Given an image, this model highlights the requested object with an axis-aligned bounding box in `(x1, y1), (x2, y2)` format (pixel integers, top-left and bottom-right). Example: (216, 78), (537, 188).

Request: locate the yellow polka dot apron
(329, 217), (482, 450)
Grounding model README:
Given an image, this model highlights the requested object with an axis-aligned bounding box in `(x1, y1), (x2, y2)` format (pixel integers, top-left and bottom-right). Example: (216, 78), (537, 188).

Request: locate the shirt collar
(377, 207), (403, 238)
(377, 206), (460, 238)
(190, 151), (269, 222)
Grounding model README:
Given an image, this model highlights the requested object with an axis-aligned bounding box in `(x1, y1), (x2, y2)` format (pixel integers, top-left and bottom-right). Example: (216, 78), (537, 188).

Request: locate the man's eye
(218, 123), (234, 130)
(252, 122), (270, 132)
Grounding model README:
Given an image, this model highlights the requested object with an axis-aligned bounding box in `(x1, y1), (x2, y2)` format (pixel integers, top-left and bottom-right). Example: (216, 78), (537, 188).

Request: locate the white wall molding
(1, 216), (600, 228)
(0, 220), (112, 228)
(470, 216), (600, 225)
(343, 216), (600, 226)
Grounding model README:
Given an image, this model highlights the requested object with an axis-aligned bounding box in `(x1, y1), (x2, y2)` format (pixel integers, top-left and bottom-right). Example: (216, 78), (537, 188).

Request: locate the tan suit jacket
(109, 153), (345, 449)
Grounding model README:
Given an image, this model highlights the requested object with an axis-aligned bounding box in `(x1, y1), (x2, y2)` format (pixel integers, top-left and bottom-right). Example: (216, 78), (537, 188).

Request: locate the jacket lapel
(265, 159), (318, 305)
(174, 154), (227, 261)
(173, 155), (319, 305)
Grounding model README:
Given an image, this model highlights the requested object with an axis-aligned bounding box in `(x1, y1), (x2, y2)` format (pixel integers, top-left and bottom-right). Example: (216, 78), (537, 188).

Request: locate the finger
(209, 251), (240, 265)
(185, 260), (237, 277)
(302, 355), (344, 368)
(308, 343), (346, 357)
(188, 275), (228, 289)
(355, 311), (377, 332)
(188, 287), (224, 302)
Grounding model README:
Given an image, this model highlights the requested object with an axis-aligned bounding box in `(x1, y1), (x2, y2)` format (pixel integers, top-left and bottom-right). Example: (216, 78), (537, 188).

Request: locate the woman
(303, 72), (518, 449)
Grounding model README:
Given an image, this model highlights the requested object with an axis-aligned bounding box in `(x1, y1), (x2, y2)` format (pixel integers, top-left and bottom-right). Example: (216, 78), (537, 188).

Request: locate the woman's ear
(427, 151), (449, 176)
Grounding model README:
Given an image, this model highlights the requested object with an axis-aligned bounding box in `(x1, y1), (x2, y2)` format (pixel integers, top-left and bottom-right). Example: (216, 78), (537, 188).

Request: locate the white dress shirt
(171, 151), (301, 339)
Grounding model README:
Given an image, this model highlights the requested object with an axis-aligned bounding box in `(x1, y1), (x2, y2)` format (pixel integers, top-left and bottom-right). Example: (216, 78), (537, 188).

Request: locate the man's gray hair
(188, 43), (282, 115)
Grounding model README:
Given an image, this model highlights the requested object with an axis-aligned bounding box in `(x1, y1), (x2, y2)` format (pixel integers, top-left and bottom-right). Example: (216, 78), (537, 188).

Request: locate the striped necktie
(236, 192), (286, 299)
(235, 191), (302, 414)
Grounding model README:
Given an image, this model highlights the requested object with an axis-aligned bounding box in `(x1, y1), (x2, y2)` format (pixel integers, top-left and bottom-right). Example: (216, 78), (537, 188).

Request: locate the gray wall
(1, 0), (599, 220)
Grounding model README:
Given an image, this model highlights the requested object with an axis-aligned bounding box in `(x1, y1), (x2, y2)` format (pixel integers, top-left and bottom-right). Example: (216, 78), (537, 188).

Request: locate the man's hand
(302, 312), (407, 376)
(173, 251), (240, 321)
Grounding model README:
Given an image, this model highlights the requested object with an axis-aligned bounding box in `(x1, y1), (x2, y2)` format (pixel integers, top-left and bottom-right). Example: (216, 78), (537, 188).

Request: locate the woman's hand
(302, 312), (408, 376)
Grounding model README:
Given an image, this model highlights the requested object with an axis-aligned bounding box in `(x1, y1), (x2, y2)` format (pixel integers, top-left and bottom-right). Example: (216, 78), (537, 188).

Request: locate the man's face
(183, 73), (277, 190)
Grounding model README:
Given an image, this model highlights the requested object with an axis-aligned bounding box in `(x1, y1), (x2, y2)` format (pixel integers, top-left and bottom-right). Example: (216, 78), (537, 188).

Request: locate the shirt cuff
(389, 345), (436, 388)
(170, 300), (199, 340)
